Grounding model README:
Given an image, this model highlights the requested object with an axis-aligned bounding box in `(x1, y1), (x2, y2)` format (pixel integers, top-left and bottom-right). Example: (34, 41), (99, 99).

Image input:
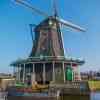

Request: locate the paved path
(0, 92), (7, 100)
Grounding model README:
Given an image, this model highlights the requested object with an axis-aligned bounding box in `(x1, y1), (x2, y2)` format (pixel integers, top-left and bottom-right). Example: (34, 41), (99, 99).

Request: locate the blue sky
(0, 0), (100, 73)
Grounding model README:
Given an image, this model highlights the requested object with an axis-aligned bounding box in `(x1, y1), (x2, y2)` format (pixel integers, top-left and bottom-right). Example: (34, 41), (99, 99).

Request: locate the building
(10, 17), (84, 85)
(0, 73), (15, 91)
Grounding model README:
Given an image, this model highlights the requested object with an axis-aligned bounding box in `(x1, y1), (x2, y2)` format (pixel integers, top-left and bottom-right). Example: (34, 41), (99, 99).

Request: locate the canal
(91, 92), (100, 100)
(62, 92), (100, 100)
(0, 92), (100, 100)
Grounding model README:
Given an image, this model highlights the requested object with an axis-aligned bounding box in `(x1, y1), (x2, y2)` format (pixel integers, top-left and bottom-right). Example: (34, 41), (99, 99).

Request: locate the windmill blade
(15, 0), (86, 32)
(15, 0), (49, 17)
(57, 18), (86, 32)
(52, 0), (58, 17)
(29, 24), (36, 43)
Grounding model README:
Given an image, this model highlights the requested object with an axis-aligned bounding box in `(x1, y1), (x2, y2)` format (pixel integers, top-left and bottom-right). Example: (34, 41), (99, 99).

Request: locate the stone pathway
(0, 92), (7, 100)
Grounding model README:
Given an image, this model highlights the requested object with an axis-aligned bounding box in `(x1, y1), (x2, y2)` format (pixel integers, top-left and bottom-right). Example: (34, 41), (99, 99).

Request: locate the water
(0, 92), (100, 100)
(91, 92), (100, 100)
(62, 92), (100, 100)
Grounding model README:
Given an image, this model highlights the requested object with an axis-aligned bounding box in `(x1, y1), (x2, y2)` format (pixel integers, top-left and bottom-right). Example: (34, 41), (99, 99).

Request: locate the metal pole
(63, 62), (65, 83)
(53, 62), (55, 82)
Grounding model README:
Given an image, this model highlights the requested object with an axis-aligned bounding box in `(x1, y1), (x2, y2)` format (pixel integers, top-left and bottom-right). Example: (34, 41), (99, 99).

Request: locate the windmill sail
(15, 0), (86, 58)
(15, 0), (85, 32)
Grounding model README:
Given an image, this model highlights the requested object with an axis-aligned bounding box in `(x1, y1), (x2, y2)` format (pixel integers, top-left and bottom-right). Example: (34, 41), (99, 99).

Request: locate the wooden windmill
(11, 0), (86, 85)
(15, 0), (85, 58)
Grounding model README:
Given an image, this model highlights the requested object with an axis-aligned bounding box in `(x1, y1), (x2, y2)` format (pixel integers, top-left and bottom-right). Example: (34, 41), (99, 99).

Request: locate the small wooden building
(0, 74), (15, 91)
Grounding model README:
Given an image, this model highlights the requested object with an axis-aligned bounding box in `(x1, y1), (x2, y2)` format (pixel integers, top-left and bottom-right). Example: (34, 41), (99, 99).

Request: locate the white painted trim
(23, 64), (25, 83)
(63, 62), (65, 83)
(31, 64), (35, 83)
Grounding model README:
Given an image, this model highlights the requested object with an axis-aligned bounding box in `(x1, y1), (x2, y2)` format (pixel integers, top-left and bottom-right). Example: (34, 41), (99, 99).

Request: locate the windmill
(10, 0), (86, 86)
(6, 2), (90, 99)
(15, 0), (86, 58)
